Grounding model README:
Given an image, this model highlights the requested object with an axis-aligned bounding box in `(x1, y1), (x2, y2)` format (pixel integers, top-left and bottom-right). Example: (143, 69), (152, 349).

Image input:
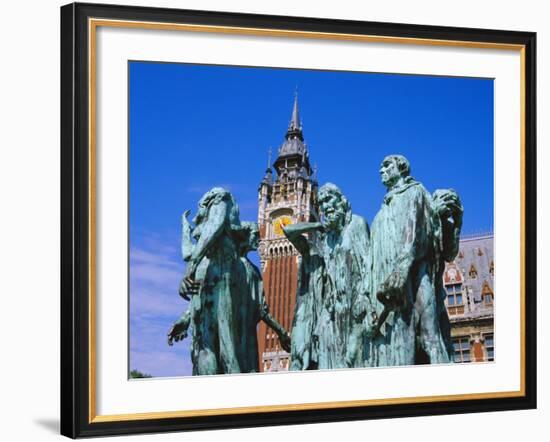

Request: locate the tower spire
(285, 92), (304, 142)
(289, 89), (301, 131)
(262, 146), (273, 185)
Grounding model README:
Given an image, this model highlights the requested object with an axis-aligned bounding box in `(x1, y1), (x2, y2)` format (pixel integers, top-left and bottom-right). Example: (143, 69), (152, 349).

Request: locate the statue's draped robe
(286, 216), (371, 370)
(288, 236), (325, 371)
(234, 256), (266, 373)
(318, 215), (372, 369)
(370, 179), (450, 366)
(189, 200), (241, 375)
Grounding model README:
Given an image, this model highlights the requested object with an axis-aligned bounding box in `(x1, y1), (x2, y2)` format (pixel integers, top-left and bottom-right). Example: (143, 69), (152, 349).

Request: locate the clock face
(273, 216), (292, 236)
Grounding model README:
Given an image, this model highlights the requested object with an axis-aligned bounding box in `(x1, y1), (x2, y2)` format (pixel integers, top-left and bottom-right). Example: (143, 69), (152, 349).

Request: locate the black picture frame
(61, 2), (537, 438)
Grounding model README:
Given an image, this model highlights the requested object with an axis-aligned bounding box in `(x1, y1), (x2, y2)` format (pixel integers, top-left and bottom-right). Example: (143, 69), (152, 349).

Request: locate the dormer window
(469, 265), (478, 279)
(481, 281), (494, 306)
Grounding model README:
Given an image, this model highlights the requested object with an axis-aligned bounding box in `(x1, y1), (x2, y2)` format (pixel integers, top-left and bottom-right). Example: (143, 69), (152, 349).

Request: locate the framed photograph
(60, 2), (537, 438)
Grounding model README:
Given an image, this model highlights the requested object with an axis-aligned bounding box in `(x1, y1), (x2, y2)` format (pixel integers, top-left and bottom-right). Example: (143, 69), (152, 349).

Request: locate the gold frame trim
(88, 18), (527, 424)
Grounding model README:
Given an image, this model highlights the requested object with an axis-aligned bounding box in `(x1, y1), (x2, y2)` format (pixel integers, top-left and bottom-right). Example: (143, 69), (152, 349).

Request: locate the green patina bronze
(168, 154), (463, 374)
(168, 187), (241, 375)
(282, 183), (371, 370)
(168, 188), (289, 375)
(369, 155), (462, 366)
(234, 221), (290, 372)
(432, 188), (464, 358)
(281, 221), (325, 370)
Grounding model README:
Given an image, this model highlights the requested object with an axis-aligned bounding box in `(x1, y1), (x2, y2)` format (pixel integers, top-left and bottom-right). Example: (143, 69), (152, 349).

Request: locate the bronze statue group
(168, 155), (463, 375)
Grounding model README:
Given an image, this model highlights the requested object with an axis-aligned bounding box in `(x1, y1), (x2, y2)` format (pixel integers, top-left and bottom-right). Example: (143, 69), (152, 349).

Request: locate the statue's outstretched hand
(167, 321), (188, 346)
(181, 209), (191, 224)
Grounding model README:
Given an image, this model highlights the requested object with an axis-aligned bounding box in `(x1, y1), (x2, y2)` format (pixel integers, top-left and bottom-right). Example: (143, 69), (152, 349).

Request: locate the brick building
(444, 233), (495, 363)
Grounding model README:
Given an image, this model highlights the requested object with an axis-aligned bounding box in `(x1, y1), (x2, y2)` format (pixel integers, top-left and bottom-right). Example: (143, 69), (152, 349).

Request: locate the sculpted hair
(199, 187), (240, 225)
(319, 182), (352, 222)
(386, 154), (411, 177)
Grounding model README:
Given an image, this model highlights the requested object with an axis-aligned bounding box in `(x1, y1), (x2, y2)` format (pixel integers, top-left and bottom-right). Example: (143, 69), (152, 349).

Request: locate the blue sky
(129, 61), (494, 377)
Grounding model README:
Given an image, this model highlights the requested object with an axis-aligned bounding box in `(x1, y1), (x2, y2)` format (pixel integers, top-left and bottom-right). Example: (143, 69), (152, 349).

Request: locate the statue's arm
(264, 314), (291, 353)
(445, 196), (463, 261)
(261, 307), (291, 353)
(187, 201), (227, 275)
(282, 222), (322, 256)
(181, 210), (193, 262)
(349, 217), (371, 292)
(167, 308), (192, 346)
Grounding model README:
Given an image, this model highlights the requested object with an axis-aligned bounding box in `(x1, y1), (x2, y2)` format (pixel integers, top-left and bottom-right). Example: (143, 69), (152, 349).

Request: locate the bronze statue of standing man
(282, 183), (372, 370)
(369, 155), (459, 366)
(168, 188), (242, 375)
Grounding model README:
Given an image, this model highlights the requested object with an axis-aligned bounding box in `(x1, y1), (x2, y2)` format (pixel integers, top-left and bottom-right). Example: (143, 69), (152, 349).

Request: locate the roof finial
(267, 146), (272, 169)
(313, 162), (318, 181)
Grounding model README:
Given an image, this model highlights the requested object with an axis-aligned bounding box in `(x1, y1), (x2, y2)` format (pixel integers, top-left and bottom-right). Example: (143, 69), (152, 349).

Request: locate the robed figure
(233, 221), (290, 373)
(168, 187), (242, 375)
(369, 155), (461, 366)
(283, 183), (372, 370)
(316, 183), (372, 369)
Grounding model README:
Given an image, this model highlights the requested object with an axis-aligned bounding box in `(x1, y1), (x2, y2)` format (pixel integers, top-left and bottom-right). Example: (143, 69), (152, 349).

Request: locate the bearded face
(319, 190), (346, 231)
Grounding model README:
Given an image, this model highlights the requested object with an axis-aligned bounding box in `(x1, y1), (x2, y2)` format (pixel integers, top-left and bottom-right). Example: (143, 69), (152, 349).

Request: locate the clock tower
(257, 94), (319, 372)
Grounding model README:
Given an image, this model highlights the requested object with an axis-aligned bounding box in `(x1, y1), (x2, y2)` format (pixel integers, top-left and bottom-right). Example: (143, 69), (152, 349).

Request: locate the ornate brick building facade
(256, 95), (319, 372)
(444, 234), (495, 363)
